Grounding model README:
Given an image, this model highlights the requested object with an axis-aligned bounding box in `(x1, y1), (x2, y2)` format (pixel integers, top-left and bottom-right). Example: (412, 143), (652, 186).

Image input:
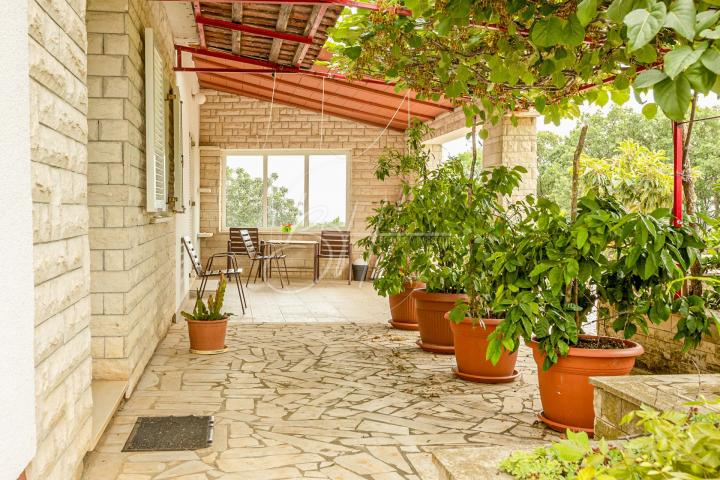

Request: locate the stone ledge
(432, 445), (541, 480)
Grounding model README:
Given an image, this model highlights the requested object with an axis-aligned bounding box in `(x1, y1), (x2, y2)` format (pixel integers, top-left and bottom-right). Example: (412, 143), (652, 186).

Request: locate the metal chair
(181, 236), (247, 313)
(240, 229), (290, 288)
(316, 230), (352, 285)
(227, 227), (259, 271)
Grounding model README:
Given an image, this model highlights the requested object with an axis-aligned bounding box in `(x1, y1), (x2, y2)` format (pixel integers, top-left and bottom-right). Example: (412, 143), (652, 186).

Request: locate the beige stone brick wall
(27, 0), (92, 478)
(198, 91), (407, 279)
(87, 0), (176, 392)
(599, 316), (720, 373)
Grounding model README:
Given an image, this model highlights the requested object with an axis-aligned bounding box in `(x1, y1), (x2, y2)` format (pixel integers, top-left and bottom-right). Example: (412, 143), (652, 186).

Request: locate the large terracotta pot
(448, 315), (519, 383)
(529, 335), (644, 434)
(413, 289), (466, 354)
(187, 317), (229, 353)
(388, 281), (425, 331)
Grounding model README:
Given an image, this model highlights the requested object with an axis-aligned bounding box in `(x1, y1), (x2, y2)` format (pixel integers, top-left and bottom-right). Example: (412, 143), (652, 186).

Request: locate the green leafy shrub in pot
(358, 121), (433, 298)
(500, 401), (720, 479)
(486, 193), (718, 431)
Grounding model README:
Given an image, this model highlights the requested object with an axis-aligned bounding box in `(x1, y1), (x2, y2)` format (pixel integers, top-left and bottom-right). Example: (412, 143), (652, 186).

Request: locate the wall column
(482, 113), (538, 201)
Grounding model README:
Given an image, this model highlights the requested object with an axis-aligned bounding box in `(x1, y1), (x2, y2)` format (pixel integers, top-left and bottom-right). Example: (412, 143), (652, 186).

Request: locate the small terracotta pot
(413, 289), (466, 354)
(529, 335), (644, 434)
(388, 281), (425, 331)
(448, 315), (519, 383)
(187, 317), (229, 352)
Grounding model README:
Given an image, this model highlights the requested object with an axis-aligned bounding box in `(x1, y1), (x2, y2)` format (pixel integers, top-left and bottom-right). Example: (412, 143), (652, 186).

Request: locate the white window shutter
(144, 28), (167, 212)
(172, 95), (185, 212)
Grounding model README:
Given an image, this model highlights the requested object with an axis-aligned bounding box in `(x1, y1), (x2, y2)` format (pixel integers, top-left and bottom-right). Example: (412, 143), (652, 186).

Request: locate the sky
(440, 91), (720, 158)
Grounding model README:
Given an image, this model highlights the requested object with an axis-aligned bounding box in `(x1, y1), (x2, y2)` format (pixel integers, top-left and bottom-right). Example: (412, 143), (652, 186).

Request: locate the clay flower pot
(186, 317), (229, 353)
(529, 335), (644, 434)
(413, 289), (466, 354)
(448, 315), (519, 383)
(388, 281), (425, 331)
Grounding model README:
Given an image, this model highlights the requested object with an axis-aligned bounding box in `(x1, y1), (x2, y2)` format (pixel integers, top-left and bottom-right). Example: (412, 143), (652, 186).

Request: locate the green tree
(225, 167), (300, 227)
(538, 106), (720, 216)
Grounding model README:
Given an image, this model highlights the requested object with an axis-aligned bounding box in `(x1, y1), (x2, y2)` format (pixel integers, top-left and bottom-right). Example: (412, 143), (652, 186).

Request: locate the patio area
(83, 283), (558, 479)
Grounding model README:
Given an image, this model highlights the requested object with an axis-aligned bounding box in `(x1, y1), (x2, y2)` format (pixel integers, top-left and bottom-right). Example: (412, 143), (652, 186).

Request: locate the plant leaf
(531, 16), (565, 47)
(701, 48), (720, 74)
(653, 73), (692, 121)
(663, 45), (706, 79)
(624, 3), (667, 52)
(664, 0), (697, 40)
(577, 0), (599, 26)
(634, 69), (668, 88)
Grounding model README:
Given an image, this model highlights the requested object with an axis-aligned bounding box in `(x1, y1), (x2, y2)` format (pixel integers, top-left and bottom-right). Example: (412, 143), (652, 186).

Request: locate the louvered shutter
(144, 28), (167, 212)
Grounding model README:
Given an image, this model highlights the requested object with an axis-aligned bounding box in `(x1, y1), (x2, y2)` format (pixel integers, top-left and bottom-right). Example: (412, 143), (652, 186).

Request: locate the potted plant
(446, 163), (528, 383)
(358, 122), (432, 331)
(488, 193), (717, 433)
(281, 223), (293, 234)
(182, 274), (233, 353)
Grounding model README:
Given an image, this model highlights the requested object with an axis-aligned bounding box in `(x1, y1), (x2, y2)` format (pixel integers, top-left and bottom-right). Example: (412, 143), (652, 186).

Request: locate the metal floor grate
(122, 415), (213, 452)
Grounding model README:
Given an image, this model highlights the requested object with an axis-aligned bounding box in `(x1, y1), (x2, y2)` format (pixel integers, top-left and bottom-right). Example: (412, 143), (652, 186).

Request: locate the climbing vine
(329, 0), (720, 127)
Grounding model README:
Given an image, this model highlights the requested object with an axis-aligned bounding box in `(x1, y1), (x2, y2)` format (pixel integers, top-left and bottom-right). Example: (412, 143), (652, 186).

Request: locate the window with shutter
(144, 28), (167, 212)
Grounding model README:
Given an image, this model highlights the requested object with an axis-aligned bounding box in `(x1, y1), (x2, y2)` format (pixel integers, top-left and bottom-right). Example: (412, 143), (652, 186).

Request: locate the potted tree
(182, 274), (233, 353)
(488, 193), (716, 433)
(447, 163), (528, 383)
(359, 122), (432, 330)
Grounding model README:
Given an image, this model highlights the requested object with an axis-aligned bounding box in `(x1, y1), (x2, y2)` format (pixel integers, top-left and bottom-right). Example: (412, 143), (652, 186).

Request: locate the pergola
(161, 0), (691, 225)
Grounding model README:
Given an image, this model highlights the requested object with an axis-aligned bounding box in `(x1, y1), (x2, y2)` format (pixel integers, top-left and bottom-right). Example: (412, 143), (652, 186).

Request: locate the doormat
(122, 415), (213, 451)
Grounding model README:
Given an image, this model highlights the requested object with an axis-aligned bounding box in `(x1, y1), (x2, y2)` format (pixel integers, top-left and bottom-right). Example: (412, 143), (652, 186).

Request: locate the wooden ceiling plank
(292, 5), (326, 66)
(269, 4), (292, 63)
(231, 3), (243, 54)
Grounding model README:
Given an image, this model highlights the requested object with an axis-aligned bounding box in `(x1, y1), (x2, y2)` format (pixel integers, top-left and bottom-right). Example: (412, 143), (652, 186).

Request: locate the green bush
(501, 401), (720, 479)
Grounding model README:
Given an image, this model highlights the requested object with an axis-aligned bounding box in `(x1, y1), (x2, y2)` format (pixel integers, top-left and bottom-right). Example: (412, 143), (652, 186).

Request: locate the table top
(263, 239), (318, 245)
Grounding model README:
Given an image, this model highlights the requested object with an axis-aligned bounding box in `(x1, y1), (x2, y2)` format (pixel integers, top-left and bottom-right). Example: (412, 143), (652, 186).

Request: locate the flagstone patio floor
(82, 281), (560, 480)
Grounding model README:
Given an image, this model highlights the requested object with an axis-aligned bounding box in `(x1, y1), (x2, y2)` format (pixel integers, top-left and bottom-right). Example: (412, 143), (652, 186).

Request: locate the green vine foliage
(500, 401), (720, 479)
(181, 274), (233, 321)
(329, 0), (720, 126)
(487, 193), (719, 369)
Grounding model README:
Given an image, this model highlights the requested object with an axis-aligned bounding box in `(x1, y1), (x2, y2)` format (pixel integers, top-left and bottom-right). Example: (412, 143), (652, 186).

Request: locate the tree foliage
(225, 167), (300, 227)
(538, 106), (720, 215)
(330, 0), (720, 126)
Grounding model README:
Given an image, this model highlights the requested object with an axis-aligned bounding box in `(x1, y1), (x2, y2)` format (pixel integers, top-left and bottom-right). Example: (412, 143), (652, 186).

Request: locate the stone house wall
(86, 0), (177, 392)
(198, 91), (407, 279)
(27, 0), (92, 478)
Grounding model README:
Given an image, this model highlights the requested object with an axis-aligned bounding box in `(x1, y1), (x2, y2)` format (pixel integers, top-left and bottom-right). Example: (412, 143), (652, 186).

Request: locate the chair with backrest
(240, 229), (290, 288)
(316, 230), (352, 285)
(227, 227), (259, 268)
(181, 236), (247, 313)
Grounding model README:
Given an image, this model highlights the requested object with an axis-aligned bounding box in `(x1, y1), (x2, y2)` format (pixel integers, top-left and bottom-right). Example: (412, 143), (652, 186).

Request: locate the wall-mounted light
(194, 92), (207, 105)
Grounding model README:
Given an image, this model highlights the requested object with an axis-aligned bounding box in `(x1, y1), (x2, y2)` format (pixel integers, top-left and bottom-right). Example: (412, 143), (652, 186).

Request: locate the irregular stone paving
(84, 285), (560, 480)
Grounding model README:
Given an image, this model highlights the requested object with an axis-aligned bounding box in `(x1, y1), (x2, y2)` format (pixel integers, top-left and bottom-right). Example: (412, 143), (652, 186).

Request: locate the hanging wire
(320, 77), (325, 148)
(261, 73), (278, 150)
(358, 91), (409, 157)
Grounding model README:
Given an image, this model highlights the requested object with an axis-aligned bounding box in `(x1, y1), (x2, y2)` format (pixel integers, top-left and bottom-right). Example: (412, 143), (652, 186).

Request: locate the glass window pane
(267, 155), (304, 228)
(225, 155), (263, 227)
(309, 154), (346, 228)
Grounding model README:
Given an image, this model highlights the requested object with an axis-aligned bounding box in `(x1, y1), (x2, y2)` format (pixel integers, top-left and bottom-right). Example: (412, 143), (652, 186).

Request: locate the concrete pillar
(482, 113), (538, 201)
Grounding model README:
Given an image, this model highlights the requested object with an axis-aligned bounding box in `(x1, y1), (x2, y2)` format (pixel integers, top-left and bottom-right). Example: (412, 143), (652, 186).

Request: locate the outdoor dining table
(260, 239), (320, 283)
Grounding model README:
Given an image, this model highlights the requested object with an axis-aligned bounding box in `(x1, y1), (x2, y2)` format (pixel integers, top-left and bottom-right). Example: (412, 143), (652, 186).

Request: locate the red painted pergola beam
(196, 13), (314, 44)
(672, 121), (684, 227)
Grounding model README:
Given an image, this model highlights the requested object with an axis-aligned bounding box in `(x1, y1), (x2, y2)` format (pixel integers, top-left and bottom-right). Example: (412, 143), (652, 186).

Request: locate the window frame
(221, 149), (351, 233)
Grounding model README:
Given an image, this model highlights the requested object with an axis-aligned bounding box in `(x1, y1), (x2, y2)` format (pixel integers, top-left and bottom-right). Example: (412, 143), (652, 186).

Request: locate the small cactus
(181, 274), (233, 321)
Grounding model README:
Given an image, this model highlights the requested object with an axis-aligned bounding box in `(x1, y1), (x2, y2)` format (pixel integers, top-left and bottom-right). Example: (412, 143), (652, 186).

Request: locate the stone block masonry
(198, 91), (407, 279)
(87, 0), (177, 393)
(27, 1), (92, 479)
